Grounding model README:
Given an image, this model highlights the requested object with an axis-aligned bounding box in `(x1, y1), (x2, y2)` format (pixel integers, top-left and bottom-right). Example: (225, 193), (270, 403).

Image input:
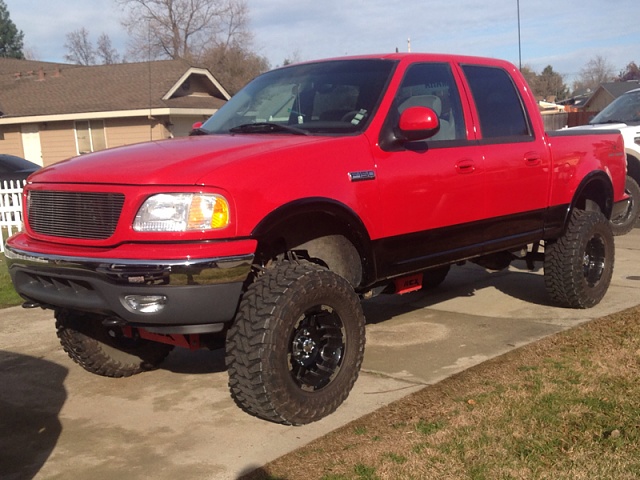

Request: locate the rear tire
(610, 175), (640, 236)
(226, 260), (365, 425)
(544, 210), (614, 308)
(55, 310), (173, 378)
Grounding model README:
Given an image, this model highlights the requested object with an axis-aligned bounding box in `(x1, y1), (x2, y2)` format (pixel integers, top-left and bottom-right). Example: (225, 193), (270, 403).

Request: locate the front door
(21, 124), (43, 166)
(372, 62), (486, 278)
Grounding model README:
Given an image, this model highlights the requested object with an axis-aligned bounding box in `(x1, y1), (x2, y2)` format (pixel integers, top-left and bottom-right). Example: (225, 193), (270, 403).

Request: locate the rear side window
(462, 65), (532, 140)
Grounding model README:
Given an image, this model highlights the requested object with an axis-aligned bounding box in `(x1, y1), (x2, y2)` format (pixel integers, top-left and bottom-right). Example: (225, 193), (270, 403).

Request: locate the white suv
(568, 87), (640, 235)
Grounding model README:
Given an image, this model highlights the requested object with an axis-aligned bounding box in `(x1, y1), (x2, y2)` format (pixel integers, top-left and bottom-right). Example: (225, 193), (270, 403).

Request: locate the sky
(5, 0), (639, 85)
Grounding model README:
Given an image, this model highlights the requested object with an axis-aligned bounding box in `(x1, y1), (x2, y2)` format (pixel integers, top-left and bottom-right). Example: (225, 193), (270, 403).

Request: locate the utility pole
(517, 0), (522, 69)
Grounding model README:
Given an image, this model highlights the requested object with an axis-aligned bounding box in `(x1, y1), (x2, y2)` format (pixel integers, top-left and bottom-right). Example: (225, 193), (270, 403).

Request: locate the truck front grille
(28, 191), (125, 240)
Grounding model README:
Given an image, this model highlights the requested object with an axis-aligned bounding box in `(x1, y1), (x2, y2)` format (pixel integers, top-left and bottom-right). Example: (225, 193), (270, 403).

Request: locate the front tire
(226, 261), (366, 425)
(544, 209), (614, 308)
(55, 310), (173, 378)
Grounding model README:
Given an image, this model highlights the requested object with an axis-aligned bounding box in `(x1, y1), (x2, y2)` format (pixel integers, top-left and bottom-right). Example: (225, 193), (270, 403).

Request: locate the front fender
(251, 197), (376, 286)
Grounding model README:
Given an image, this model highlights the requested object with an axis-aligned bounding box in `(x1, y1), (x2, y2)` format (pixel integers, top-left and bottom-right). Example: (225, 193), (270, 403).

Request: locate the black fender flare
(251, 197), (377, 285)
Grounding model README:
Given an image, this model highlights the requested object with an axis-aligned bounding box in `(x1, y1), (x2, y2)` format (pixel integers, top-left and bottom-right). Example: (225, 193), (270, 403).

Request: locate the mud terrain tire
(544, 209), (614, 308)
(55, 310), (173, 377)
(225, 261), (366, 425)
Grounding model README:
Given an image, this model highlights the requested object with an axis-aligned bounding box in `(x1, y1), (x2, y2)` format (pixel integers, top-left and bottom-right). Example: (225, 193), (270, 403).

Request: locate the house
(0, 58), (230, 167)
(582, 80), (640, 112)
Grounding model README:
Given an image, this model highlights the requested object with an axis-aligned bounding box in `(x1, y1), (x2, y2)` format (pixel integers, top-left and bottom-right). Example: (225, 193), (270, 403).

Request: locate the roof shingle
(0, 58), (227, 118)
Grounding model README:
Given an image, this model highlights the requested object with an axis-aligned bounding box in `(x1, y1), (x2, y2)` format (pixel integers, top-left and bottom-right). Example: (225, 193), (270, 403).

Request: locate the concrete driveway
(2, 229), (640, 480)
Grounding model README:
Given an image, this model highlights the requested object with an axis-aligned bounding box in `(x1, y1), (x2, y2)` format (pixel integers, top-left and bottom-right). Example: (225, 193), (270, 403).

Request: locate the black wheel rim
(583, 234), (606, 287)
(288, 306), (346, 391)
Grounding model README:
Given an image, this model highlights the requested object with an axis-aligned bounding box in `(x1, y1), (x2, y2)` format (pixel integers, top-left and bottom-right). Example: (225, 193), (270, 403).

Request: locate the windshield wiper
(229, 122), (309, 136)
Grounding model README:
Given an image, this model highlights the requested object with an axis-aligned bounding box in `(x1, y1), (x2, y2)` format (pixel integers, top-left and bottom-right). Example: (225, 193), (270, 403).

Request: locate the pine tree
(0, 0), (24, 59)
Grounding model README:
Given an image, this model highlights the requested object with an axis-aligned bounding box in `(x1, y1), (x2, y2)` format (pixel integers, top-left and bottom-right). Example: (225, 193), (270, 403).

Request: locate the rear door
(460, 64), (550, 247)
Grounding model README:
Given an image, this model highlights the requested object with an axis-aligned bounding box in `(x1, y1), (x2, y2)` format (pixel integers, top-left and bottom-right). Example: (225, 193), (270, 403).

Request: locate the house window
(75, 120), (106, 154)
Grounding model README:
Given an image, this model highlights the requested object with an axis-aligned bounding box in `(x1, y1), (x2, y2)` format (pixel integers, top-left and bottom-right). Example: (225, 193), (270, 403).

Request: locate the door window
(388, 62), (467, 144)
(461, 65), (532, 141)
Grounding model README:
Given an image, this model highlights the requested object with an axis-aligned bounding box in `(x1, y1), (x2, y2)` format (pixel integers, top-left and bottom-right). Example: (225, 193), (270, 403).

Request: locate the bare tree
(64, 27), (96, 65)
(202, 42), (269, 94)
(574, 55), (615, 93)
(618, 61), (640, 81)
(96, 33), (120, 64)
(117, 0), (251, 62)
(281, 50), (303, 67)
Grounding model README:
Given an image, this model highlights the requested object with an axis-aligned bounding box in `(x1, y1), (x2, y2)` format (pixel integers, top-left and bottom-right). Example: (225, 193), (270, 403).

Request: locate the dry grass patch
(245, 306), (640, 480)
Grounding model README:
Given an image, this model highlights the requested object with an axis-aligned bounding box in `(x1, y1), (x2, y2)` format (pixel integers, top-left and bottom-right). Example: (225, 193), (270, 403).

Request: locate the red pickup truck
(5, 53), (628, 425)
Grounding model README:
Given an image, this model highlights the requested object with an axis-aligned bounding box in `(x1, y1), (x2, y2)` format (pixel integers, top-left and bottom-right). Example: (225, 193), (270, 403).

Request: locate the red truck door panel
(461, 64), (551, 241)
(372, 62), (486, 276)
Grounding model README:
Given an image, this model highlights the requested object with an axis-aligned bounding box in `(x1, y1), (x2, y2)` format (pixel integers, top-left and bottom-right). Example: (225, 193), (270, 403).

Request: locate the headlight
(133, 193), (230, 232)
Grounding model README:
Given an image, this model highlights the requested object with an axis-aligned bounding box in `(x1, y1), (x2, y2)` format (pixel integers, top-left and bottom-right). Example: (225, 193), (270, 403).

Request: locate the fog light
(123, 295), (167, 314)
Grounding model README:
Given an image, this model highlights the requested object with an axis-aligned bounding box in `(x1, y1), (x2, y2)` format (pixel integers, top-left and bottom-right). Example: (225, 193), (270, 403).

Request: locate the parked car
(567, 87), (640, 235)
(0, 154), (40, 184)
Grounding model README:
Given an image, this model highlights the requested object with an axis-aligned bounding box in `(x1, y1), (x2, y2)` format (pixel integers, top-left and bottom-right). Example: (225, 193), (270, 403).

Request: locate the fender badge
(348, 170), (376, 182)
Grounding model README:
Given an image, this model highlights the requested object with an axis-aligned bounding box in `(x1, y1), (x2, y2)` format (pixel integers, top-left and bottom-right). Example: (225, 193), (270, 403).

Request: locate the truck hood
(567, 123), (629, 131)
(28, 135), (337, 186)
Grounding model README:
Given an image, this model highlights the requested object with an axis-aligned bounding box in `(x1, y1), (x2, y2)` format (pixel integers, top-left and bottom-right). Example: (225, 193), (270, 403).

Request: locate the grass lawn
(0, 252), (22, 308)
(245, 306), (640, 480)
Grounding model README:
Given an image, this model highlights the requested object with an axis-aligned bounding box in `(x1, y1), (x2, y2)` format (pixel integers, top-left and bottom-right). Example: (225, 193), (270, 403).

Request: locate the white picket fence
(0, 179), (26, 253)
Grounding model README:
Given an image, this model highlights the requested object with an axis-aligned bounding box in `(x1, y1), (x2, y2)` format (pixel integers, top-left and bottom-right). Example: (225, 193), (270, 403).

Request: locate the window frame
(380, 61), (469, 151)
(74, 119), (107, 154)
(461, 64), (534, 143)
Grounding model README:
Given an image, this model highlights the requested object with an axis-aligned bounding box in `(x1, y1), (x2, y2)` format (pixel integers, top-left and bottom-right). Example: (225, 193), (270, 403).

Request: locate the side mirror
(189, 121), (205, 136)
(397, 106), (440, 142)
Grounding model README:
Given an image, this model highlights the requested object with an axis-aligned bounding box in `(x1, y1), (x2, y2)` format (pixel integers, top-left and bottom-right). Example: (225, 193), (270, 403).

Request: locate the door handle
(525, 152), (541, 166)
(456, 159), (476, 174)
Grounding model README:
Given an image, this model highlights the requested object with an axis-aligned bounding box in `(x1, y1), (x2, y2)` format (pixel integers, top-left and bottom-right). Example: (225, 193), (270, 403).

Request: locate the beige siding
(40, 121), (78, 167)
(105, 117), (171, 148)
(4, 115), (182, 167)
(585, 91), (614, 113)
(0, 125), (25, 157)
(170, 115), (210, 138)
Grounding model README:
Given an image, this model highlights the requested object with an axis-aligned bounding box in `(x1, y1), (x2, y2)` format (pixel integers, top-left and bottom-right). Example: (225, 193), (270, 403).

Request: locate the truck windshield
(590, 89), (640, 126)
(200, 59), (396, 135)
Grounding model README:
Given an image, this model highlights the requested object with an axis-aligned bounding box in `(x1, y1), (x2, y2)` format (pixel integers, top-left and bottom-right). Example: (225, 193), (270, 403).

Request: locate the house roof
(0, 58), (230, 121)
(599, 80), (640, 99)
(583, 80), (640, 110)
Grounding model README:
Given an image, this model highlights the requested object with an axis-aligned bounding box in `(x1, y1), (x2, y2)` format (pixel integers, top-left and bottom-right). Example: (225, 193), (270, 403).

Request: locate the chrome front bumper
(5, 245), (254, 332)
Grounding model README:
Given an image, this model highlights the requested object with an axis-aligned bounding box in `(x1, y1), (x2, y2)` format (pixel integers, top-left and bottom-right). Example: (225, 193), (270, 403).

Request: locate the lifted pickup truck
(5, 53), (628, 425)
(567, 86), (640, 235)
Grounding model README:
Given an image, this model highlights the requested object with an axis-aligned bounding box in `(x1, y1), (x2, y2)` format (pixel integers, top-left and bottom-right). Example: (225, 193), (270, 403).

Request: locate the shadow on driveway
(0, 351), (68, 480)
